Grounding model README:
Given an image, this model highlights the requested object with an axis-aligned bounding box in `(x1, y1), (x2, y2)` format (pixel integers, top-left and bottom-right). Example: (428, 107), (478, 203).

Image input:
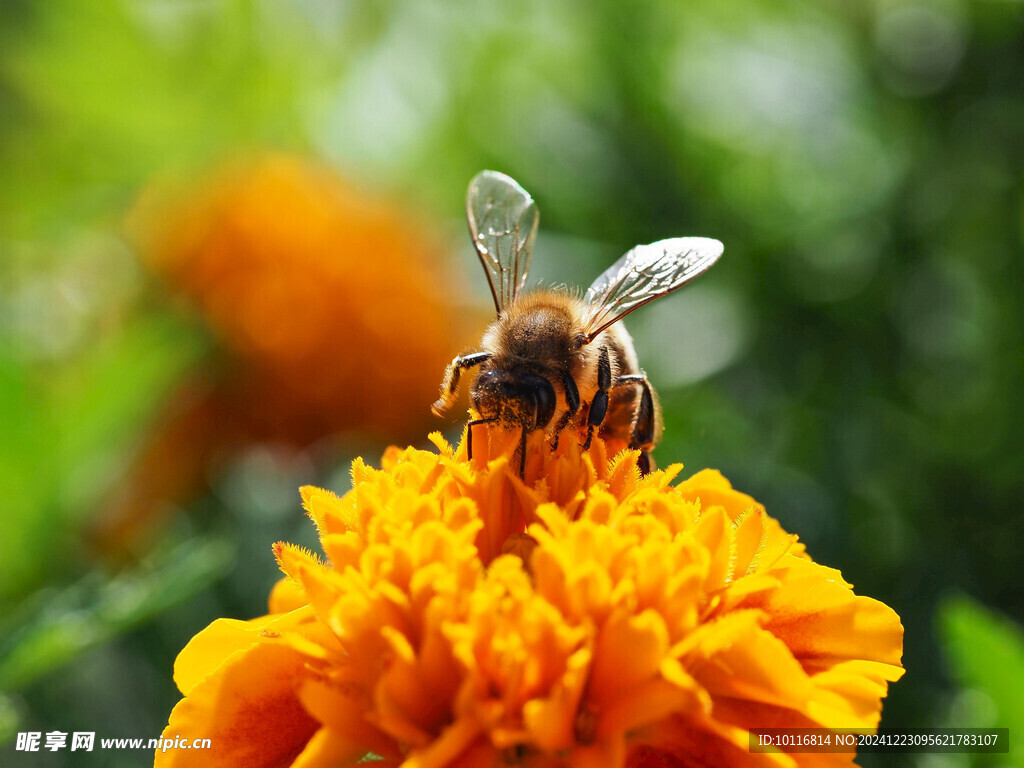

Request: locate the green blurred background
(1, 1), (1022, 766)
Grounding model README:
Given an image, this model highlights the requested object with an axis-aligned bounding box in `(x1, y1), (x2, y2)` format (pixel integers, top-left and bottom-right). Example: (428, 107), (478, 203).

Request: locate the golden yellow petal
(755, 571), (904, 669)
(399, 718), (485, 768)
(300, 485), (352, 537)
(589, 610), (670, 701)
(675, 469), (762, 523)
(158, 642), (318, 768)
(268, 577), (308, 615)
(691, 506), (731, 592)
(289, 726), (374, 768)
(606, 450), (642, 499)
(598, 678), (704, 739)
(701, 698), (858, 767)
(732, 508), (767, 578)
(298, 679), (401, 761)
(805, 661), (905, 729)
(682, 612), (819, 714)
(522, 646), (592, 751)
(172, 618), (264, 696)
(376, 654), (455, 738)
(274, 542), (351, 630)
(319, 531), (364, 572)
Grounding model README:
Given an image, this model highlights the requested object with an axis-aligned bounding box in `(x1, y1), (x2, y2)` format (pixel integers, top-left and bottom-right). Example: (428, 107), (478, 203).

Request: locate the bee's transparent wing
(583, 237), (723, 342)
(467, 170), (538, 313)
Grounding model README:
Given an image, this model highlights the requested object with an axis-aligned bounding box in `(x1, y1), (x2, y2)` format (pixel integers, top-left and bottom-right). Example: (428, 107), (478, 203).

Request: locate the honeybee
(432, 170), (723, 475)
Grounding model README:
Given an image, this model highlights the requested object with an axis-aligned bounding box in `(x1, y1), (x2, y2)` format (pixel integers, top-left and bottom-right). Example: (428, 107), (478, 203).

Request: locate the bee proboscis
(432, 170), (723, 475)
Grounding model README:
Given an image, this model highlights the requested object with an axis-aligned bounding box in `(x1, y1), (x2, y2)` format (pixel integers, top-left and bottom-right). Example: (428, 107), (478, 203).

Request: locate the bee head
(472, 369), (556, 430)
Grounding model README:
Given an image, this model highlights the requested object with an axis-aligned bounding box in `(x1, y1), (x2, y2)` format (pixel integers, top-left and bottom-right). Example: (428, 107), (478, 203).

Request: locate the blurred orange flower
(130, 155), (467, 439)
(96, 155), (477, 553)
(157, 430), (904, 767)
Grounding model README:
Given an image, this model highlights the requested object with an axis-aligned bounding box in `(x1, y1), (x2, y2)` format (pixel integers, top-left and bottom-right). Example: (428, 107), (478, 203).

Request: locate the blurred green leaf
(939, 595), (1024, 763)
(0, 537), (233, 692)
(0, 311), (206, 606)
(0, 355), (56, 610)
(0, 0), (339, 235)
(50, 312), (208, 519)
(0, 693), (19, 747)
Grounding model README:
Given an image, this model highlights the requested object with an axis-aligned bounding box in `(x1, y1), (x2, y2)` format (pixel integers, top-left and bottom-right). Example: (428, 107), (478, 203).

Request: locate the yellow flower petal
(589, 610), (669, 701)
(158, 641), (319, 768)
(753, 567), (905, 671)
(269, 577), (308, 615)
(297, 679), (401, 761)
(172, 619), (264, 697)
(289, 727), (378, 768)
(400, 718), (485, 768)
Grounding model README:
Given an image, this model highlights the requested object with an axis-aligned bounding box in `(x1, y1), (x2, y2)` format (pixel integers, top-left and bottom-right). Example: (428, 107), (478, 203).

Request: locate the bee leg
(615, 373), (656, 451)
(582, 347), (612, 451)
(432, 352), (492, 417)
(549, 371), (580, 450)
(637, 452), (652, 476)
(518, 424), (529, 478)
(467, 417), (497, 460)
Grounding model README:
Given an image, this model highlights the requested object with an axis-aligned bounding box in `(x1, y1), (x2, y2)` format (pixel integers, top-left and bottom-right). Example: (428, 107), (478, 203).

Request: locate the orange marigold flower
(157, 431), (903, 768)
(130, 151), (476, 441)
